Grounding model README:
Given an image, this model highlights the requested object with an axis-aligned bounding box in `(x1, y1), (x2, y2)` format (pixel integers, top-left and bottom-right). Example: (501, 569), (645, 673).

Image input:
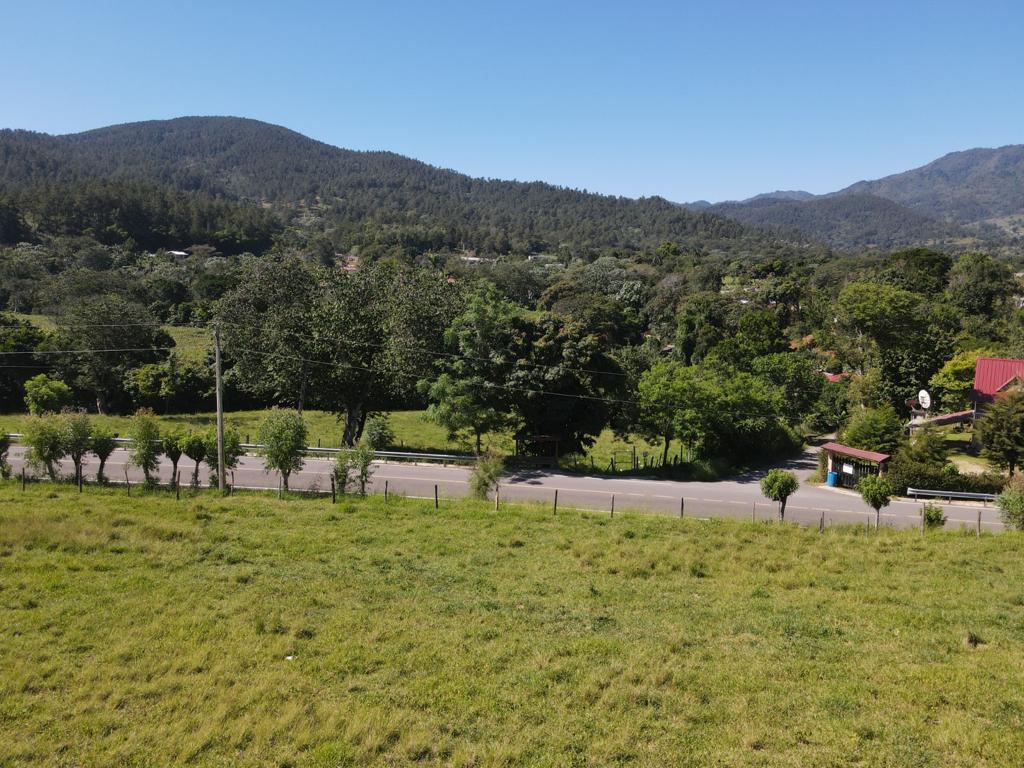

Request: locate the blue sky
(3, 0), (1022, 201)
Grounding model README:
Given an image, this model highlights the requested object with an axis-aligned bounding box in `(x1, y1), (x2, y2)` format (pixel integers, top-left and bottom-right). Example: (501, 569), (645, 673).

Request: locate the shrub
(23, 413), (67, 481)
(61, 410), (92, 482)
(470, 451), (504, 500)
(841, 406), (904, 455)
(203, 427), (243, 487)
(363, 415), (395, 451)
(162, 426), (187, 483)
(0, 433), (10, 480)
(23, 374), (73, 415)
(128, 408), (162, 486)
(337, 442), (375, 495)
(922, 503), (947, 529)
(90, 425), (117, 484)
(182, 432), (207, 488)
(997, 475), (1024, 531)
(257, 409), (307, 491)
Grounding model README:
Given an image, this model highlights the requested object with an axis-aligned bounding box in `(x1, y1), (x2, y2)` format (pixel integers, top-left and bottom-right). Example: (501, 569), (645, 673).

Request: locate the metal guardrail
(906, 487), (997, 503)
(4, 433), (475, 465)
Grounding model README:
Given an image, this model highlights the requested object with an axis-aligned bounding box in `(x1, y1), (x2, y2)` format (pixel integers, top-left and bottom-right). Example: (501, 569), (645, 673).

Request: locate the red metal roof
(822, 371), (851, 383)
(821, 442), (891, 464)
(972, 357), (1024, 402)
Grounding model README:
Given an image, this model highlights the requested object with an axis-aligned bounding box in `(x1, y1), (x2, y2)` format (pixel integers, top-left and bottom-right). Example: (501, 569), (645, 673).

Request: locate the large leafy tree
(841, 406), (904, 455)
(315, 262), (458, 445)
(946, 252), (1016, 317)
(636, 360), (708, 464)
(420, 286), (518, 453)
(52, 295), (172, 414)
(0, 313), (45, 411)
(505, 314), (624, 456)
(218, 256), (326, 412)
(977, 390), (1024, 475)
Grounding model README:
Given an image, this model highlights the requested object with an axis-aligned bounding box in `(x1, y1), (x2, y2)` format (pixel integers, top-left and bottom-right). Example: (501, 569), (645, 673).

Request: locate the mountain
(697, 145), (1024, 249)
(0, 117), (818, 259)
(704, 193), (968, 250)
(839, 145), (1024, 227)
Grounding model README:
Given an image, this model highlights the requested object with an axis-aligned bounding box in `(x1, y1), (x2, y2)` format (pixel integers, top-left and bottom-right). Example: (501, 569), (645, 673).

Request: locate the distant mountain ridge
(684, 145), (1024, 249)
(0, 116), (818, 258)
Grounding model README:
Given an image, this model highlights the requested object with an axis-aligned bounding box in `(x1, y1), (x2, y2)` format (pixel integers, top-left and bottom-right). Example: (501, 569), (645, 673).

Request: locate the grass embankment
(2, 484), (1023, 766)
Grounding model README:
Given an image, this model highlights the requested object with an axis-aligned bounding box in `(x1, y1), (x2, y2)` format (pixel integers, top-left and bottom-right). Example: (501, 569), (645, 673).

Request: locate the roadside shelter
(821, 442), (890, 488)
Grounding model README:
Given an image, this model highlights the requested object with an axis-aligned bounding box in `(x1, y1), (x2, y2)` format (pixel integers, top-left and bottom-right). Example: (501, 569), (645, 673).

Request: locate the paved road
(6, 444), (1003, 532)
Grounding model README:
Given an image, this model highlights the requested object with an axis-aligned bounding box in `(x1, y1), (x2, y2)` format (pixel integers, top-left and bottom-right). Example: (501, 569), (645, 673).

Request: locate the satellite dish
(918, 389), (931, 410)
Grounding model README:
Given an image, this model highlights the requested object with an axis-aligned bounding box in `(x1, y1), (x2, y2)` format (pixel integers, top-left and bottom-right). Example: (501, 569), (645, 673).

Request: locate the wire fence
(4, 454), (1007, 535)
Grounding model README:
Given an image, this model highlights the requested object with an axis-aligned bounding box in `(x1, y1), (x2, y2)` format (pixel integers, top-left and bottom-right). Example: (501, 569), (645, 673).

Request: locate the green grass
(2, 483), (1023, 766)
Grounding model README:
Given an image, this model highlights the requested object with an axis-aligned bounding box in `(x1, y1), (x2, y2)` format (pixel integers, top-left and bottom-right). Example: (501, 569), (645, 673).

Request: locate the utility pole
(213, 323), (226, 492)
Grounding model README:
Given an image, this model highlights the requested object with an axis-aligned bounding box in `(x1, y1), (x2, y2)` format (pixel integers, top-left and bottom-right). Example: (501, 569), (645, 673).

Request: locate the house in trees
(971, 357), (1024, 411)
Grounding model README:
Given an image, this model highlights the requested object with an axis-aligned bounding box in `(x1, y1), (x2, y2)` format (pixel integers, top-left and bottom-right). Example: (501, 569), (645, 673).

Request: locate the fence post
(680, 497), (684, 518)
(78, 465), (83, 493)
(21, 467), (26, 491)
(920, 504), (925, 535)
(125, 466), (130, 497)
(229, 471), (234, 496)
(819, 511), (825, 533)
(610, 493), (615, 517)
(331, 475), (336, 503)
(175, 470), (180, 501)
(494, 485), (500, 512)
(278, 476), (282, 500)
(631, 446), (636, 470)
(751, 502), (755, 523)
(553, 489), (558, 515)
(977, 509), (982, 537)
(434, 484), (439, 509)
(384, 479), (388, 501)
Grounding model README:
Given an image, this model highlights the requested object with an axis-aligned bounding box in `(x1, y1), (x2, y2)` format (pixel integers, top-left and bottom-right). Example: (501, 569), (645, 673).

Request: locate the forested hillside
(840, 144), (1024, 224)
(705, 193), (968, 249)
(0, 117), (817, 259)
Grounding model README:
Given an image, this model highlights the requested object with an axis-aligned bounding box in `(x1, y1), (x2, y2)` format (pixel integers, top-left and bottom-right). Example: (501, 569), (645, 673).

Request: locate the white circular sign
(918, 389), (931, 410)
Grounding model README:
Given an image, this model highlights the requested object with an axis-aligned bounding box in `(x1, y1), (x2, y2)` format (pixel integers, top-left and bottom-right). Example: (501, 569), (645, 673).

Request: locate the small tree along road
(257, 409), (307, 492)
(760, 469), (799, 522)
(858, 475), (893, 529)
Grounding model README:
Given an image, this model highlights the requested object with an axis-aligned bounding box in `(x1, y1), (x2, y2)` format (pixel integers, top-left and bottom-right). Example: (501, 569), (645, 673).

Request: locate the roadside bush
(257, 409), (307, 491)
(61, 410), (93, 483)
(128, 408), (162, 486)
(0, 433), (10, 480)
(203, 427), (243, 486)
(90, 425), (117, 484)
(922, 503), (947, 529)
(23, 413), (67, 481)
(470, 451), (504, 500)
(23, 374), (73, 415)
(183, 431), (207, 488)
(162, 426), (187, 483)
(996, 475), (1024, 531)
(336, 442), (375, 495)
(363, 415), (395, 451)
(886, 453), (1006, 496)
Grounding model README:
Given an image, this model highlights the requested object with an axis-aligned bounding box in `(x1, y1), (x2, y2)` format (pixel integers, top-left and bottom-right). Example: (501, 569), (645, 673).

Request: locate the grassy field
(2, 483), (1023, 766)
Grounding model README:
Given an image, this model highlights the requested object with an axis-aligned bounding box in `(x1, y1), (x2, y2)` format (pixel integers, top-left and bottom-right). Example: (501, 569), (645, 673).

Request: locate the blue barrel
(827, 471), (838, 487)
